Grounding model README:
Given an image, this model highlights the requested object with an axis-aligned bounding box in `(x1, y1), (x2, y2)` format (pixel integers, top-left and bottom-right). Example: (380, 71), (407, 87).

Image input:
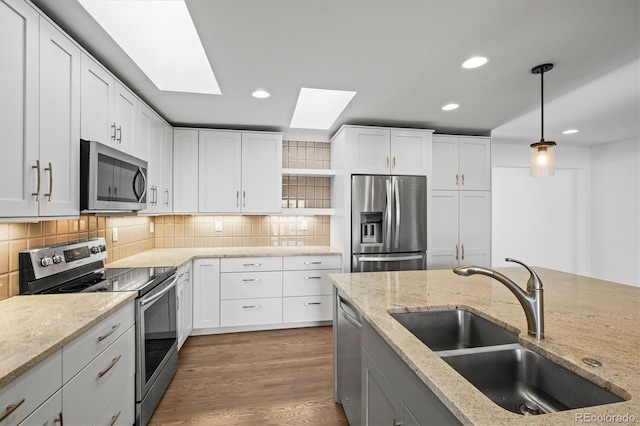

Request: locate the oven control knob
(100, 245), (107, 252)
(40, 257), (53, 267)
(52, 254), (64, 264)
(91, 246), (101, 254)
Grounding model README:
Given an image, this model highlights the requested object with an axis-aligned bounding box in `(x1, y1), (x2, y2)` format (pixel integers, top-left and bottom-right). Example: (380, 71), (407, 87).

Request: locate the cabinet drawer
(63, 326), (135, 426)
(63, 302), (135, 384)
(220, 298), (282, 327)
(0, 351), (61, 426)
(94, 375), (134, 426)
(283, 255), (341, 270)
(283, 295), (333, 323)
(282, 269), (339, 297)
(18, 389), (61, 426)
(221, 257), (282, 272)
(221, 271), (282, 300)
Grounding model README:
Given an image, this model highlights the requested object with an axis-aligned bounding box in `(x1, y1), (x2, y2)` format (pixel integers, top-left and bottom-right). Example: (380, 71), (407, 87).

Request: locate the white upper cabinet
(161, 122), (173, 212)
(173, 129), (199, 213)
(199, 130), (242, 213)
(144, 112), (164, 214)
(432, 135), (491, 190)
(136, 102), (152, 163)
(0, 0), (40, 217)
(114, 81), (138, 156)
(80, 54), (114, 145)
(347, 126), (432, 175)
(241, 132), (282, 214)
(37, 17), (81, 217)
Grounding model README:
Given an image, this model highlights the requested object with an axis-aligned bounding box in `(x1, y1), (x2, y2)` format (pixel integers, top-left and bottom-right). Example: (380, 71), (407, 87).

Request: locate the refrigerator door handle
(393, 178), (400, 249)
(358, 255), (424, 262)
(384, 179), (392, 248)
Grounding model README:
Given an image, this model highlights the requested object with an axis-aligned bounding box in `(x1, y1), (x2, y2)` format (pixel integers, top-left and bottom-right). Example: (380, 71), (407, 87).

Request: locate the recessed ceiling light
(78, 0), (221, 95)
(462, 56), (489, 69)
(252, 90), (271, 99)
(289, 88), (356, 130)
(562, 129), (579, 134)
(442, 103), (459, 111)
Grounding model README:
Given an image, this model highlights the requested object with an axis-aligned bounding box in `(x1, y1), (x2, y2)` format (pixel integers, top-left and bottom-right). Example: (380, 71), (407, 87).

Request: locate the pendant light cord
(540, 70), (544, 142)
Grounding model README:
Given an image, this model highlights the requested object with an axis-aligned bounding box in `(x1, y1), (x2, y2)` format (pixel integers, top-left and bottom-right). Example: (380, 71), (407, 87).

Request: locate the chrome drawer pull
(98, 323), (121, 342)
(304, 276), (322, 280)
(242, 263), (262, 267)
(303, 261), (322, 265)
(98, 355), (122, 378)
(304, 302), (321, 306)
(242, 278), (262, 282)
(242, 305), (262, 309)
(109, 410), (121, 426)
(32, 160), (41, 201)
(0, 398), (25, 421)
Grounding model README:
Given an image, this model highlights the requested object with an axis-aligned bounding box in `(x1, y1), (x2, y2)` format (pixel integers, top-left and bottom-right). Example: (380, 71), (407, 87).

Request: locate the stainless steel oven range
(19, 238), (177, 426)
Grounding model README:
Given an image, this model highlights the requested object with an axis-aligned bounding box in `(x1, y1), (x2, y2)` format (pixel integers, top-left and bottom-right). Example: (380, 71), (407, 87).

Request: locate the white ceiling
(32, 0), (639, 145)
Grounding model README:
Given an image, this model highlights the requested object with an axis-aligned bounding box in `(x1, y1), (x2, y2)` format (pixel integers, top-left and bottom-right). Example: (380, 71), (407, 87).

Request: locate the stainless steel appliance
(19, 238), (177, 426)
(351, 174), (428, 272)
(80, 139), (148, 214)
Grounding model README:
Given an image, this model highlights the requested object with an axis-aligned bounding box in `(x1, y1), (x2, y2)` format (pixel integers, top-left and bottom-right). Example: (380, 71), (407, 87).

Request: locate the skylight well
(289, 88), (356, 130)
(79, 0), (221, 95)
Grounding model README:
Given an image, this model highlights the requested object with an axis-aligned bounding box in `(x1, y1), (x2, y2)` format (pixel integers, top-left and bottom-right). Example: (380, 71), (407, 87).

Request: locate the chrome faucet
(453, 258), (544, 340)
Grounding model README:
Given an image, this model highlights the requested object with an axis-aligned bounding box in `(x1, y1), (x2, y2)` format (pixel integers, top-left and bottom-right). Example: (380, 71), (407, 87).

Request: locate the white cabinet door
(80, 53), (115, 145)
(161, 122), (173, 212)
(192, 258), (220, 329)
(350, 127), (391, 174)
(390, 130), (430, 175)
(184, 262), (193, 337)
(427, 191), (459, 269)
(241, 132), (282, 213)
(198, 130), (242, 213)
(38, 17), (80, 217)
(459, 191), (491, 266)
(144, 113), (163, 214)
(432, 136), (459, 190)
(173, 129), (199, 213)
(113, 81), (136, 154)
(459, 137), (491, 190)
(135, 102), (152, 161)
(18, 389), (62, 426)
(0, 0), (39, 217)
(176, 279), (185, 347)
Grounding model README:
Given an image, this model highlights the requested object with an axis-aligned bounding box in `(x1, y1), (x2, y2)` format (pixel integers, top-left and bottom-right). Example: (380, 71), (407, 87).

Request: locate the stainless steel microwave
(80, 140), (147, 213)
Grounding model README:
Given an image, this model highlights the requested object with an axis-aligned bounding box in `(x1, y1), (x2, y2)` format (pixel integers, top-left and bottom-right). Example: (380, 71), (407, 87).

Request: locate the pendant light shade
(530, 63), (556, 177)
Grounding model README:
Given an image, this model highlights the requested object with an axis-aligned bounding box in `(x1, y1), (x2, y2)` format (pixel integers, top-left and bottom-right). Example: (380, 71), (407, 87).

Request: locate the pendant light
(530, 63), (556, 177)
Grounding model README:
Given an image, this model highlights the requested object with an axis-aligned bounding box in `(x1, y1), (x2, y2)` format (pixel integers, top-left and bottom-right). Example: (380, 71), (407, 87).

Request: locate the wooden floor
(149, 326), (349, 425)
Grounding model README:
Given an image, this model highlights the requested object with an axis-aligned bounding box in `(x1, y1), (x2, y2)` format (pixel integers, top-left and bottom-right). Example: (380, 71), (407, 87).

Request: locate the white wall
(491, 143), (591, 275)
(590, 138), (640, 287)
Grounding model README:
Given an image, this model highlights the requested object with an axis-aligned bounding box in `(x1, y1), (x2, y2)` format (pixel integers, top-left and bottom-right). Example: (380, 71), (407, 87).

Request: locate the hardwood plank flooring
(149, 326), (349, 425)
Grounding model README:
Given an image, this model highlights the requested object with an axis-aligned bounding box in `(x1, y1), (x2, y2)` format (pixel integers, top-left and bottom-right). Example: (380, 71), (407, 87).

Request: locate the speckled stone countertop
(330, 268), (640, 425)
(0, 292), (136, 388)
(106, 246), (341, 268)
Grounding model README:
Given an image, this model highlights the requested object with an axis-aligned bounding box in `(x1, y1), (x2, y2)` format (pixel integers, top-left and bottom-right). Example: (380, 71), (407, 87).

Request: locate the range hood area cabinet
(173, 129), (282, 214)
(0, 0), (80, 219)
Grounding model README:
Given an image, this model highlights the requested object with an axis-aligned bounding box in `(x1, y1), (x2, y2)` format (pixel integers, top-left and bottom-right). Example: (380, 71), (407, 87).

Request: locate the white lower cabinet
(177, 261), (193, 350)
(282, 295), (333, 323)
(192, 258), (221, 329)
(93, 375), (135, 426)
(220, 298), (283, 327)
(18, 389), (62, 426)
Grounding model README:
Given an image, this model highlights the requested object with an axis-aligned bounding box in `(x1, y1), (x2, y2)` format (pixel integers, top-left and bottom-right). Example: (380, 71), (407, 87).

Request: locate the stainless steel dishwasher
(334, 288), (362, 425)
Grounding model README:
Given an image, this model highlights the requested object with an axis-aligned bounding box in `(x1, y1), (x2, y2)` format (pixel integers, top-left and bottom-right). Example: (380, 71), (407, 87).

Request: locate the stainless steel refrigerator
(351, 175), (427, 272)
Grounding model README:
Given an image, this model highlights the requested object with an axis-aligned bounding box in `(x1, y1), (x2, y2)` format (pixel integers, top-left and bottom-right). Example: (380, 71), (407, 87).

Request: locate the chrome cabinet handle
(242, 190), (246, 208)
(304, 261), (322, 265)
(386, 156), (390, 168)
(304, 302), (321, 306)
(164, 189), (169, 206)
(44, 162), (53, 201)
(242, 263), (262, 267)
(236, 190), (239, 207)
(32, 160), (41, 201)
(242, 305), (261, 309)
(109, 410), (121, 426)
(456, 173), (459, 185)
(98, 323), (121, 342)
(111, 122), (117, 141)
(242, 278), (262, 282)
(461, 244), (465, 260)
(0, 398), (25, 421)
(116, 125), (122, 143)
(455, 244), (459, 261)
(304, 276), (322, 280)
(461, 173), (465, 185)
(98, 354), (122, 378)
(392, 156), (396, 168)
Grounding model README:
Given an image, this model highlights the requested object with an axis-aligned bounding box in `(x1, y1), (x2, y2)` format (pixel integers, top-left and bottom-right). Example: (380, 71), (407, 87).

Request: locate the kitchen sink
(441, 345), (625, 415)
(391, 309), (519, 351)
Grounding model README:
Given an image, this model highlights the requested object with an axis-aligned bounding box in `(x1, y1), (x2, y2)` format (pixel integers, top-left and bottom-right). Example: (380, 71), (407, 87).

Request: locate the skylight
(289, 88), (356, 129)
(78, 0), (221, 95)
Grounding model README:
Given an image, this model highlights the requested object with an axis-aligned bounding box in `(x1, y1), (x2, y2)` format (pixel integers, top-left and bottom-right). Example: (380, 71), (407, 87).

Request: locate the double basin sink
(391, 309), (625, 416)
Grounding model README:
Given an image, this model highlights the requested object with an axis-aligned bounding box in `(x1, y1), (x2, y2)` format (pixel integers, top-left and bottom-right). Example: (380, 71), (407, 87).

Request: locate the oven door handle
(140, 275), (177, 307)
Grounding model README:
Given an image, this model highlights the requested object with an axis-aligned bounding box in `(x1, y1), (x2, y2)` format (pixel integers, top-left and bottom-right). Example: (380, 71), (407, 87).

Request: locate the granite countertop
(106, 246), (341, 268)
(0, 292), (136, 388)
(329, 268), (640, 425)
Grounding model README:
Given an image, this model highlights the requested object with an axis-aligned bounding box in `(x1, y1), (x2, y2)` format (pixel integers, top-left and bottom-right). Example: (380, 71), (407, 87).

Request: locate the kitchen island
(330, 267), (640, 425)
